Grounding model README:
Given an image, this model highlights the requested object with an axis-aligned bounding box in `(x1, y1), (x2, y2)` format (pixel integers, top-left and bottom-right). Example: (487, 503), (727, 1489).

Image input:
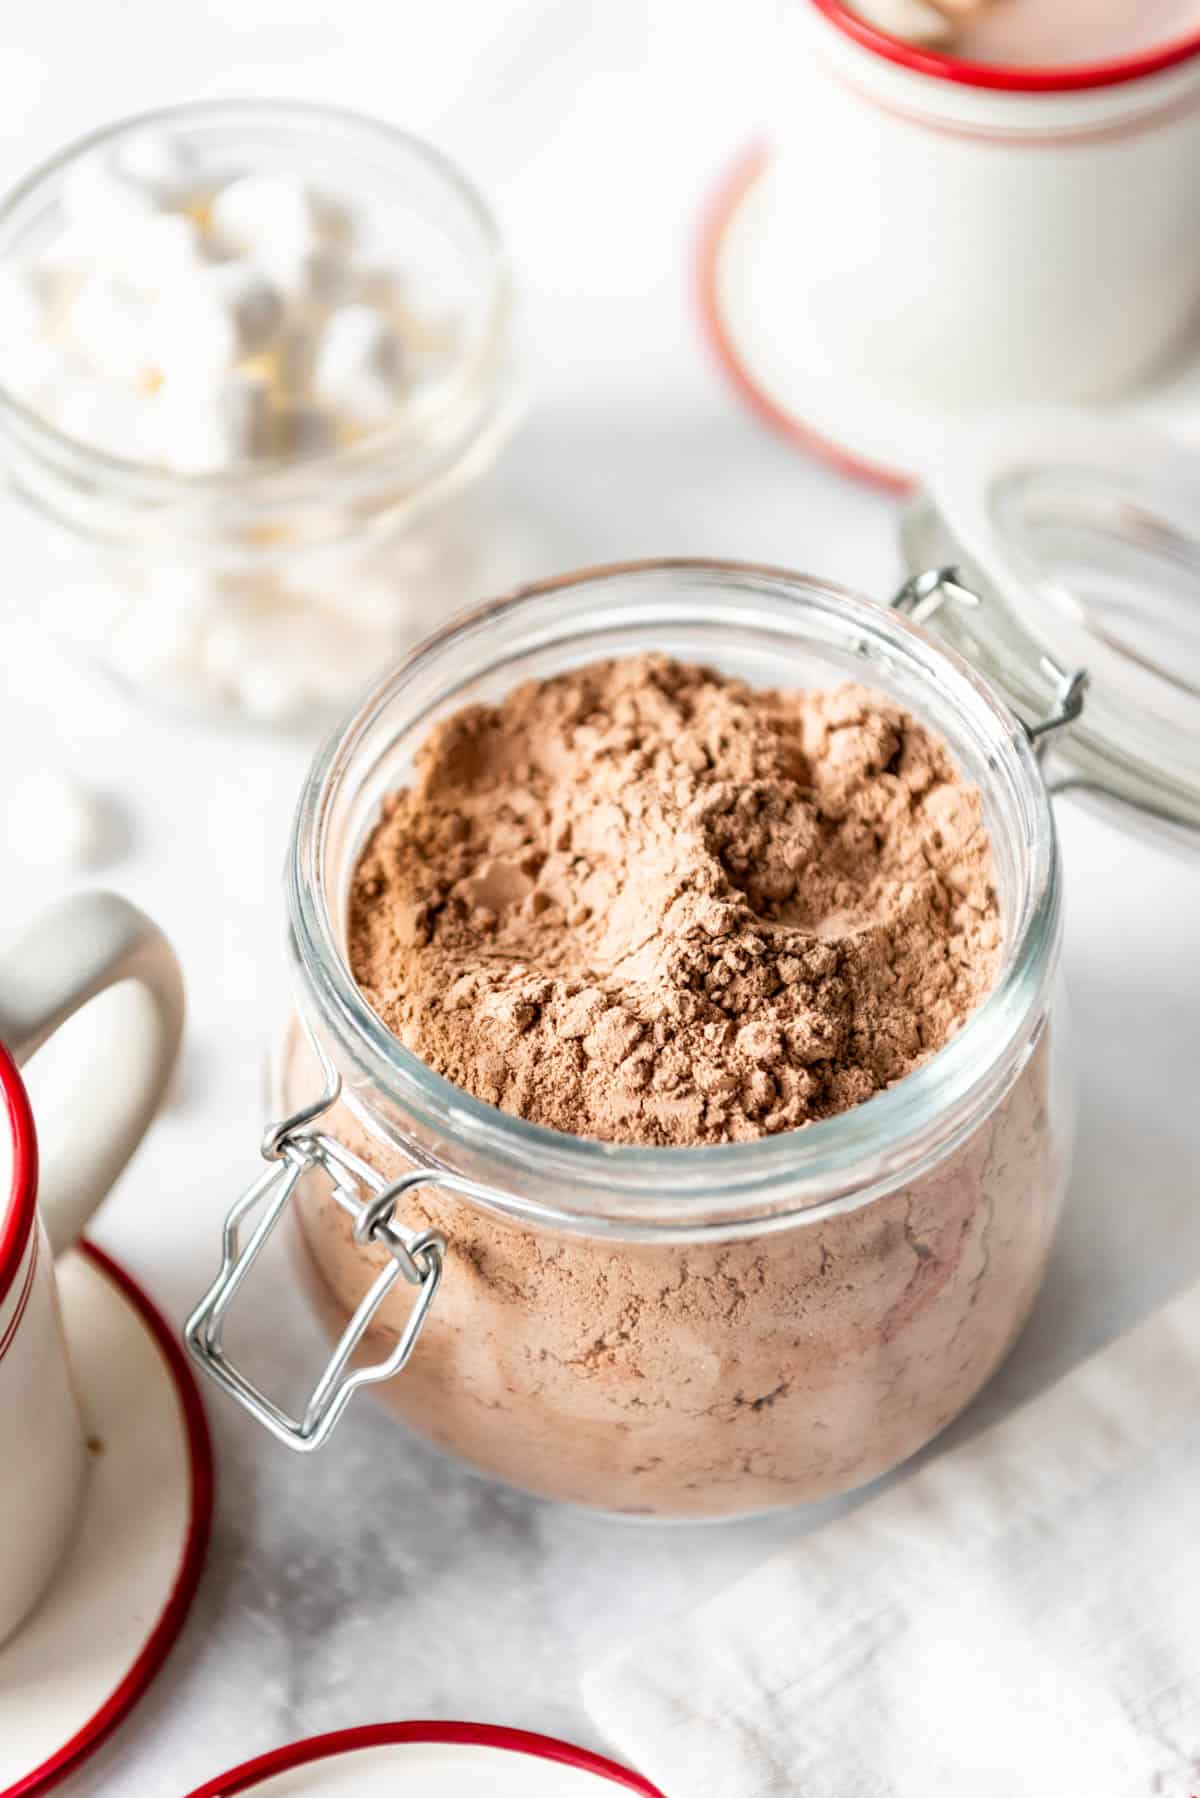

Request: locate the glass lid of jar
(899, 408), (1200, 840)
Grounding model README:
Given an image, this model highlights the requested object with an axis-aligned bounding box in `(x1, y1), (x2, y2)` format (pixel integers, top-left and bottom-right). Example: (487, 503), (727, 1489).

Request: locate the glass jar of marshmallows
(0, 101), (522, 727)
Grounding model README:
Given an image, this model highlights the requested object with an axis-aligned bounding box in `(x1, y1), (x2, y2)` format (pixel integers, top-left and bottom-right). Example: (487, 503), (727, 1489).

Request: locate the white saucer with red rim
(183, 1723), (664, 1797)
(0, 1240), (212, 1798)
(698, 146), (1200, 495)
(698, 146), (916, 494)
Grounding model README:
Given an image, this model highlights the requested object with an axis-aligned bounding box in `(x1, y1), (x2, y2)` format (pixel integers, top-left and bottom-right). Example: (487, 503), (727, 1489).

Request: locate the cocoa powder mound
(347, 655), (1001, 1146)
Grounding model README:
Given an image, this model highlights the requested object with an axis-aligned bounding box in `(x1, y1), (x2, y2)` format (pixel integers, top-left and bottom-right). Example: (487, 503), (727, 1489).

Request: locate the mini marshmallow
(235, 662), (306, 725)
(57, 133), (200, 249)
(209, 173), (350, 254)
(112, 129), (203, 208)
(111, 568), (231, 689)
(150, 261), (284, 376)
(119, 211), (210, 291)
(199, 611), (258, 684)
(0, 337), (82, 409)
(266, 625), (334, 705)
(336, 578), (400, 633)
(48, 190), (205, 294)
(34, 230), (100, 312)
(60, 148), (163, 239)
(110, 595), (206, 684)
(284, 613), (383, 702)
(40, 357), (150, 453)
(67, 275), (152, 383)
(312, 303), (404, 424)
(8, 769), (110, 870)
(46, 372), (108, 441)
(257, 234), (348, 306)
(156, 367), (273, 472)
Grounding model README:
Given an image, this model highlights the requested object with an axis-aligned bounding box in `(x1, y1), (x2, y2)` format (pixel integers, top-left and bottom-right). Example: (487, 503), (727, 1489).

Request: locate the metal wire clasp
(890, 566), (1088, 757)
(185, 1051), (450, 1453)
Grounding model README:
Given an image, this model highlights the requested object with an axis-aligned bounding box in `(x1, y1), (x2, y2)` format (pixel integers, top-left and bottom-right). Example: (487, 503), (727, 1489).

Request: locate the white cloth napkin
(585, 1288), (1200, 1798)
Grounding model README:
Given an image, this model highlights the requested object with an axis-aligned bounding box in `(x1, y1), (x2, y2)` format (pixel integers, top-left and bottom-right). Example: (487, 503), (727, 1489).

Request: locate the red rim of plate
(811, 0), (1200, 95)
(0, 1043), (39, 1318)
(3, 1240), (214, 1798)
(695, 144), (914, 495)
(181, 1723), (665, 1797)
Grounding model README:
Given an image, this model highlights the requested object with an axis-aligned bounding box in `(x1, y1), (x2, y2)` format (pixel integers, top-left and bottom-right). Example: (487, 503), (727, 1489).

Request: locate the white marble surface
(0, 3), (1198, 1793)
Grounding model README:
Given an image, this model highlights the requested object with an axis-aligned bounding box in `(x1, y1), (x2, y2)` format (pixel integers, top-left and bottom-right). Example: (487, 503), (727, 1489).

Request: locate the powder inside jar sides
(348, 653), (1001, 1143)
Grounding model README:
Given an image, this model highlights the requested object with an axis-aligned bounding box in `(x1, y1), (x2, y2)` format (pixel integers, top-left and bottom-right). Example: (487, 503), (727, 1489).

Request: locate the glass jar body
(17, 475), (524, 727)
(282, 1009), (1070, 1518)
(276, 561), (1073, 1520)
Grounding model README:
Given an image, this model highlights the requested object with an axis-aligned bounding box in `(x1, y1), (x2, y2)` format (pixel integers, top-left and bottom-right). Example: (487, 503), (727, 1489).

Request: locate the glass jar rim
(287, 558), (1062, 1232)
(0, 97), (516, 506)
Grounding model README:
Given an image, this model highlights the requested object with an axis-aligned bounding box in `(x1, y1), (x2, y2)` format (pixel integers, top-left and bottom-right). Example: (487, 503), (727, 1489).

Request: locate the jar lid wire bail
(184, 1027), (500, 1451)
(891, 565), (1089, 755)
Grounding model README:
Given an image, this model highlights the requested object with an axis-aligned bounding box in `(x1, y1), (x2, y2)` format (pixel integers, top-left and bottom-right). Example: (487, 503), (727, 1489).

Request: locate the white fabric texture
(585, 1288), (1200, 1797)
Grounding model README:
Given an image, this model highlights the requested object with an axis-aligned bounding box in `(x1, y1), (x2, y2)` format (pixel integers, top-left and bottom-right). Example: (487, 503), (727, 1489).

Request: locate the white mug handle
(0, 893), (184, 1256)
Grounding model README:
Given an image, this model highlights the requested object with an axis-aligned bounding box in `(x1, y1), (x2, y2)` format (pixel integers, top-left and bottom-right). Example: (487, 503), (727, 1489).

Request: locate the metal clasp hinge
(185, 1058), (454, 1453)
(890, 565), (1089, 757)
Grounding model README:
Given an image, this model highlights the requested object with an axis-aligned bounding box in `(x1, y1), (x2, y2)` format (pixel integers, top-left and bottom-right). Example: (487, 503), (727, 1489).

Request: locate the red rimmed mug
(765, 1), (1200, 412)
(0, 892), (183, 1645)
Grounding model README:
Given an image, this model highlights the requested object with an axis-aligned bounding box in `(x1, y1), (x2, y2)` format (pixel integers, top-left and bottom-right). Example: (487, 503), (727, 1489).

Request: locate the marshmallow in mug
(845, 0), (1200, 57)
(847, 0), (958, 44)
(0, 127), (457, 471)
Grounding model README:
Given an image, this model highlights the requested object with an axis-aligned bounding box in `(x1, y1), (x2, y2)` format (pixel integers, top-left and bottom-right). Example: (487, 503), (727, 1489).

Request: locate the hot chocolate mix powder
(348, 654), (1001, 1145)
(293, 655), (1060, 1516)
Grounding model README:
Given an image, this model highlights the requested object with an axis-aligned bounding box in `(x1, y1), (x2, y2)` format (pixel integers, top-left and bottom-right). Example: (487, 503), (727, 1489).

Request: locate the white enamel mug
(0, 893), (183, 1645)
(768, 2), (1200, 411)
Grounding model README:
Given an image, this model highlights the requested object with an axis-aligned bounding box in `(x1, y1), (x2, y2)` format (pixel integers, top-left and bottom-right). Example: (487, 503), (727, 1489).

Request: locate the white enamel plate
(699, 147), (1200, 494)
(184, 1724), (663, 1798)
(0, 1243), (212, 1798)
